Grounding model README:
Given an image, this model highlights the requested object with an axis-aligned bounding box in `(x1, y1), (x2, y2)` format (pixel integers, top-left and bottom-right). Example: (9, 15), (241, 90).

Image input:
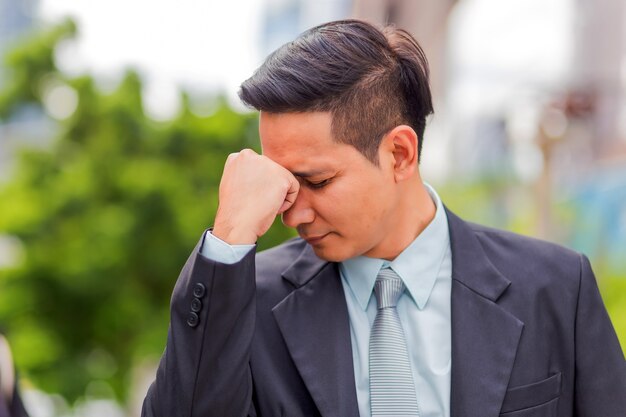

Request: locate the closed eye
(307, 178), (331, 189)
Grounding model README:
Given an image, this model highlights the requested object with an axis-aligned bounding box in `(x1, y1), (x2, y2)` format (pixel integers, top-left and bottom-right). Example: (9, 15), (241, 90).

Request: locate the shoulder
(469, 221), (580, 262)
(466, 221), (585, 293)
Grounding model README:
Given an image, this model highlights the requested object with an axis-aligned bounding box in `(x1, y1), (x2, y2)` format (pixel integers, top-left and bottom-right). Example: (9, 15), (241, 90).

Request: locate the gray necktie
(369, 267), (420, 416)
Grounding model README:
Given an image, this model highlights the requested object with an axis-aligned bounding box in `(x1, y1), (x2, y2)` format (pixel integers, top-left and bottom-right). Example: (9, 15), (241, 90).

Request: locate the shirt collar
(339, 183), (450, 310)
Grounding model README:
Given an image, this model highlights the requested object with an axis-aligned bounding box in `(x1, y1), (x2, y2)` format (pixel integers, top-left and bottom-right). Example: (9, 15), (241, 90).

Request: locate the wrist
(212, 221), (257, 245)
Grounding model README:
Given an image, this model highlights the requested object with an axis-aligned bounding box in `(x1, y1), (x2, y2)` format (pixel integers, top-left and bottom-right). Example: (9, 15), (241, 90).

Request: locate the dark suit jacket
(0, 380), (29, 417)
(142, 208), (626, 417)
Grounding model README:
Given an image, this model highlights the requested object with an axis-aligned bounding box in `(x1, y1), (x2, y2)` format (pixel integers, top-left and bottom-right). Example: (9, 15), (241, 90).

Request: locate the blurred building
(568, 0), (626, 248)
(0, 0), (33, 40)
(571, 0), (626, 160)
(261, 0), (352, 56)
(355, 0), (626, 266)
(566, 0), (626, 266)
(0, 0), (51, 182)
(0, 0), (35, 178)
(352, 0), (457, 106)
(532, 3), (623, 268)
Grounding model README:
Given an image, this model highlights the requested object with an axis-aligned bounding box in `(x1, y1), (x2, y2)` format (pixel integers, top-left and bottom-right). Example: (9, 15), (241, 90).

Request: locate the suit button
(187, 312), (199, 328)
(191, 298), (202, 313)
(193, 283), (206, 298)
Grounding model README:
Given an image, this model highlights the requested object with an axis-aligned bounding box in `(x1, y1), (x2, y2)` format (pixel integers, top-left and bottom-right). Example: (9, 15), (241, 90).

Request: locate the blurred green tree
(0, 20), (294, 403)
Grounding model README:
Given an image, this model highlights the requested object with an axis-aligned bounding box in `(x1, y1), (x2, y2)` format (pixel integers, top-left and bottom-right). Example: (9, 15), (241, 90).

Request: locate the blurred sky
(38, 0), (265, 118)
(449, 0), (571, 114)
(37, 0), (573, 123)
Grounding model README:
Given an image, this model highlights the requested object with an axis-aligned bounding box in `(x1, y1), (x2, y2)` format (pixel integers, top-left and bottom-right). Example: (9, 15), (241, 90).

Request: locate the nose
(281, 190), (315, 229)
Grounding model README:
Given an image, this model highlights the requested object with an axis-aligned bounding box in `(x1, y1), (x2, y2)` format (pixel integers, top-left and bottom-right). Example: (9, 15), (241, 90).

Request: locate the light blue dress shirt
(200, 183), (452, 417)
(339, 184), (451, 417)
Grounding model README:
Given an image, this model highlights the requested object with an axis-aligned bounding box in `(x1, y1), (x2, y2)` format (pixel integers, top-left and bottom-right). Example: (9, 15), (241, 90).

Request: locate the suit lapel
(446, 209), (524, 417)
(272, 244), (360, 417)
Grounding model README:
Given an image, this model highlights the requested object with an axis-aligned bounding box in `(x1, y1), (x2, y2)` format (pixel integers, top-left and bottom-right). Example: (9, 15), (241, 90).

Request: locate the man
(142, 19), (626, 417)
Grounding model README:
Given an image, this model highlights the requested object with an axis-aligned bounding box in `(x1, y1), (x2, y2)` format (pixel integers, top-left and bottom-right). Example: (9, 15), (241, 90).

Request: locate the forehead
(259, 111), (355, 170)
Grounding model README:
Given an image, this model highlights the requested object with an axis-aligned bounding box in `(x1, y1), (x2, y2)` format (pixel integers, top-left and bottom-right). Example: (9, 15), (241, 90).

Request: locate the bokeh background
(0, 0), (624, 415)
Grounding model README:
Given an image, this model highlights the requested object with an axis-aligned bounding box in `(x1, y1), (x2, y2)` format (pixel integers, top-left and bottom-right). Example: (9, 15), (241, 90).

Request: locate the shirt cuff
(200, 230), (255, 264)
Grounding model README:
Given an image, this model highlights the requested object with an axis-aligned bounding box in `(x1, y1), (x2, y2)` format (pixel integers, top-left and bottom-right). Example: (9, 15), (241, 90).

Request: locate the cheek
(324, 182), (389, 232)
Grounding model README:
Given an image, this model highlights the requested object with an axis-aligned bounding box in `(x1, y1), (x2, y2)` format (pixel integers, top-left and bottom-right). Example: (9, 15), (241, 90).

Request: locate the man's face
(260, 111), (399, 262)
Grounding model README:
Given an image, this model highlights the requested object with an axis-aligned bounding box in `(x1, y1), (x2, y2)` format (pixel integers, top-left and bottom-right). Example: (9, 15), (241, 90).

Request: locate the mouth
(303, 233), (330, 245)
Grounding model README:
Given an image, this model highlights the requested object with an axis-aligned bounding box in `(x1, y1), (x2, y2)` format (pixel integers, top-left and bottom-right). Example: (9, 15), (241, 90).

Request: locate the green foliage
(597, 272), (626, 350)
(0, 22), (293, 403)
(437, 177), (533, 234)
(0, 19), (76, 118)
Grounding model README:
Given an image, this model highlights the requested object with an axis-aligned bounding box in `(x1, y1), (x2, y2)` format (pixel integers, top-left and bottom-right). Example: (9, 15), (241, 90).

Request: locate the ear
(381, 125), (419, 182)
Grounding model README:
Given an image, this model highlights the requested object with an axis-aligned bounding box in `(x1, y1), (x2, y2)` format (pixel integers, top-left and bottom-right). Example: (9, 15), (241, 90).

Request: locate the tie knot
(374, 267), (405, 309)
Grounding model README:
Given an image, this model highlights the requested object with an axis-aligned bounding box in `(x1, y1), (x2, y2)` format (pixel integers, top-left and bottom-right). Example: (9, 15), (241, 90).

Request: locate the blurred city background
(0, 0), (625, 415)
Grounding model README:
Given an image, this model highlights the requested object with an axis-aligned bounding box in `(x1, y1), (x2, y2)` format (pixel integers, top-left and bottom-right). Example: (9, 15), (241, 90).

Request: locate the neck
(365, 179), (436, 261)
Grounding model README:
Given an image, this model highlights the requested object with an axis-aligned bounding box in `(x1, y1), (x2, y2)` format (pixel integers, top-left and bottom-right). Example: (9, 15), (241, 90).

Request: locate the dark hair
(238, 19), (433, 164)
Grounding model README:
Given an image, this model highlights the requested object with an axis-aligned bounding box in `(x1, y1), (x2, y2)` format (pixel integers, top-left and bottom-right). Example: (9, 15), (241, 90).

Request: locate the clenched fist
(212, 149), (299, 245)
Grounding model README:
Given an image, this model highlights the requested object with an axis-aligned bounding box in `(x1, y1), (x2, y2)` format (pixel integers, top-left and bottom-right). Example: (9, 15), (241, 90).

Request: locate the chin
(311, 244), (356, 263)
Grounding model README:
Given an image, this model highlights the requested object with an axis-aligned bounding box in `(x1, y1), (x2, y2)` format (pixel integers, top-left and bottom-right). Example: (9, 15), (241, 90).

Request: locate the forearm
(143, 239), (257, 417)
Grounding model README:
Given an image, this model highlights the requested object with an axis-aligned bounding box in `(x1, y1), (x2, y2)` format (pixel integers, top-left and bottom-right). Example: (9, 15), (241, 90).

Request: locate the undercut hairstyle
(238, 19), (434, 164)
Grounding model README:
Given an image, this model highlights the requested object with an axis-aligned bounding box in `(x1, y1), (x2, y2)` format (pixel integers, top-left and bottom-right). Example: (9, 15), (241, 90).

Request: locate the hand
(213, 149), (299, 245)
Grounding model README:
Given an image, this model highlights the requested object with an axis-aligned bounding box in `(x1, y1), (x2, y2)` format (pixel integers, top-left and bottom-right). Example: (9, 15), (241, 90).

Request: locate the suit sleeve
(142, 235), (258, 417)
(10, 379), (30, 417)
(574, 254), (626, 417)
